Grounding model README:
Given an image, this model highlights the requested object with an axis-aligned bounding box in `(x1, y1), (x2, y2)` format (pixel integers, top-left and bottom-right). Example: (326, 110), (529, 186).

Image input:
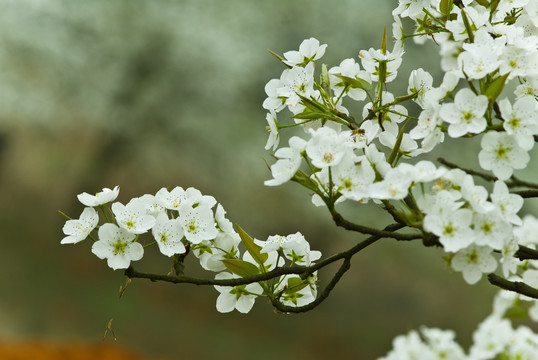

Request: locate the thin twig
(488, 273), (538, 300)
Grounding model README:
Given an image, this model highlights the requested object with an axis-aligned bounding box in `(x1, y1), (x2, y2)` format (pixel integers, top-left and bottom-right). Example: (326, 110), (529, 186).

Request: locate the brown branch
(515, 245), (538, 261)
(488, 273), (538, 300)
(438, 157), (538, 189)
(513, 189), (538, 198)
(126, 223), (407, 313)
(331, 212), (421, 241)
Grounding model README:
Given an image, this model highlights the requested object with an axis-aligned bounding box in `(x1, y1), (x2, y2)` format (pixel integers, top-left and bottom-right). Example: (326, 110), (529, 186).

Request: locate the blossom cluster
(61, 186), (321, 313)
(380, 289), (538, 359)
(260, 0), (538, 356)
(262, 1), (538, 287)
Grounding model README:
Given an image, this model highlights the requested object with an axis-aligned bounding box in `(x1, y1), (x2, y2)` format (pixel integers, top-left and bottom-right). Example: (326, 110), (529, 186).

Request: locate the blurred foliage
(1, 0), (528, 359)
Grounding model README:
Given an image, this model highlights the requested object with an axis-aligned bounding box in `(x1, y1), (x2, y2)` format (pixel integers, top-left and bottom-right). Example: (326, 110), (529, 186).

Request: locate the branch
(488, 273), (538, 300)
(126, 223), (408, 313)
(331, 212), (422, 241)
(270, 257), (352, 313)
(513, 189), (538, 198)
(515, 245), (538, 261)
(438, 157), (538, 189)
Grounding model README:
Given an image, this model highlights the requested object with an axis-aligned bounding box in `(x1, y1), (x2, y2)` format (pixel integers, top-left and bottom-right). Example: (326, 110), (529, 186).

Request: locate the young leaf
(221, 259), (261, 277)
(285, 277), (309, 294)
(485, 74), (509, 103)
(235, 225), (268, 267)
(332, 74), (373, 91)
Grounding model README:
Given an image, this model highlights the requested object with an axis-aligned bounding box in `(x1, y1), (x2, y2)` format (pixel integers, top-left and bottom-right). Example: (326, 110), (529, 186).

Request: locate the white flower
(264, 110), (280, 151)
(514, 215), (538, 247)
(214, 272), (263, 313)
(178, 203), (218, 244)
(152, 213), (185, 257)
(264, 136), (306, 186)
(471, 211), (511, 250)
(359, 46), (403, 83)
(137, 194), (167, 216)
(478, 131), (530, 180)
(408, 68), (433, 108)
(155, 186), (186, 210)
(328, 58), (370, 101)
(276, 62), (316, 114)
(61, 207), (99, 244)
(440, 88), (488, 138)
(331, 155), (375, 202)
(259, 232), (321, 266)
(91, 223), (143, 270)
(469, 315), (513, 359)
(423, 208), (474, 252)
(490, 180), (523, 225)
(194, 232), (241, 272)
(77, 186), (119, 207)
(451, 245), (497, 284)
(283, 37), (327, 66)
(500, 96), (538, 151)
(305, 127), (353, 168)
(112, 198), (156, 234)
(369, 165), (415, 200)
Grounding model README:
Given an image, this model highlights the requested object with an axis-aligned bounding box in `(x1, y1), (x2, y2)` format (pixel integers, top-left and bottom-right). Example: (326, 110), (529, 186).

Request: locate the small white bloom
(283, 37), (327, 66)
(306, 127), (353, 168)
(112, 199), (156, 234)
(490, 180), (523, 225)
(77, 186), (119, 207)
(478, 131), (530, 180)
(451, 245), (497, 284)
(214, 272), (263, 313)
(61, 207), (99, 244)
(423, 208), (474, 252)
(91, 223), (143, 270)
(264, 136), (306, 186)
(152, 213), (185, 257)
(178, 203), (218, 244)
(155, 186), (186, 211)
(264, 110), (280, 151)
(500, 96), (538, 151)
(440, 88), (488, 138)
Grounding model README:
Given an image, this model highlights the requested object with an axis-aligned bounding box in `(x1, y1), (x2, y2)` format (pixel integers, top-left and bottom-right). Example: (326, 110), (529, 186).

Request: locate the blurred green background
(1, 0), (532, 359)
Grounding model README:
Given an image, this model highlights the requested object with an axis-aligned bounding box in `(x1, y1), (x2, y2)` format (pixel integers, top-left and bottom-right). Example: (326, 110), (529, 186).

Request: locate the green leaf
(485, 74), (509, 103)
(285, 277), (308, 294)
(333, 74), (372, 91)
(293, 111), (328, 120)
(320, 63), (330, 89)
(235, 225), (268, 268)
(474, 0), (489, 7)
(291, 169), (322, 195)
(221, 259), (261, 278)
(296, 93), (327, 112)
(440, 0), (451, 16)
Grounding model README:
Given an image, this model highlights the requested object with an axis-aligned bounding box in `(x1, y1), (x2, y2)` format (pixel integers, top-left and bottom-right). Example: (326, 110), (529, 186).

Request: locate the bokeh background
(1, 0), (535, 359)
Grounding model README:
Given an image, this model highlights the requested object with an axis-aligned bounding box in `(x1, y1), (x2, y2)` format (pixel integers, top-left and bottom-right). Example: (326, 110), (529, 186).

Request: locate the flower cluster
(260, 0), (538, 356)
(61, 186), (321, 313)
(380, 289), (538, 359)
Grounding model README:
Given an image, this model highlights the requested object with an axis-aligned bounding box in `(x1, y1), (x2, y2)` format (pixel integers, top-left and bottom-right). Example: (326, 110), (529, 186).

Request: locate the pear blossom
(499, 96), (538, 151)
(452, 245), (497, 284)
(408, 68), (433, 108)
(478, 131), (530, 180)
(305, 127), (353, 168)
(91, 223), (143, 270)
(423, 207), (474, 252)
(214, 272), (263, 313)
(264, 136), (306, 186)
(283, 37), (327, 67)
(155, 186), (187, 211)
(328, 58), (370, 101)
(359, 46), (403, 83)
(112, 199), (156, 234)
(258, 232), (321, 266)
(440, 88), (488, 138)
(178, 202), (218, 244)
(77, 186), (119, 207)
(152, 213), (185, 257)
(490, 180), (523, 225)
(264, 110), (280, 151)
(61, 207), (99, 244)
(276, 62), (316, 114)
